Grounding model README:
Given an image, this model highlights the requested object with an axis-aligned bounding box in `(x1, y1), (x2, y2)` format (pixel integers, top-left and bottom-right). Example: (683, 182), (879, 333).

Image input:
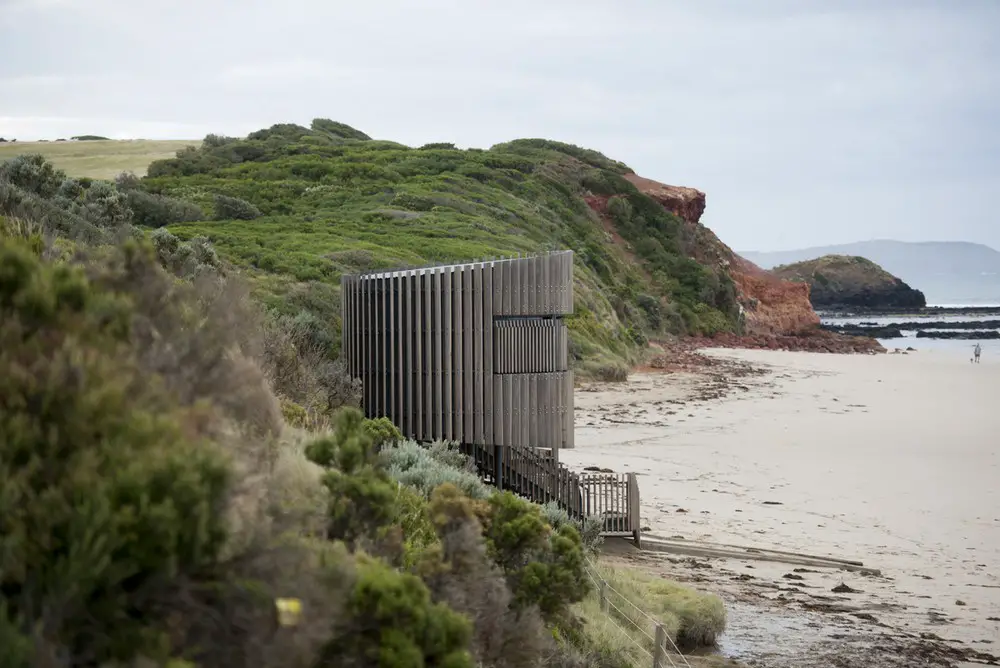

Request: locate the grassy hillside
(136, 120), (739, 375)
(0, 139), (198, 179)
(0, 120), (743, 377)
(773, 254), (927, 309)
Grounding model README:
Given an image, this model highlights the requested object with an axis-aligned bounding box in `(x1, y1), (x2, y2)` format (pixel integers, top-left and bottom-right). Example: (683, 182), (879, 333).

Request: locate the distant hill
(742, 240), (1000, 305)
(772, 255), (926, 310)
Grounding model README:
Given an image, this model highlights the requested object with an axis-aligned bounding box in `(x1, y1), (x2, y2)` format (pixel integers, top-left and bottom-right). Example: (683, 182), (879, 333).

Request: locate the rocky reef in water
(825, 317), (1000, 340)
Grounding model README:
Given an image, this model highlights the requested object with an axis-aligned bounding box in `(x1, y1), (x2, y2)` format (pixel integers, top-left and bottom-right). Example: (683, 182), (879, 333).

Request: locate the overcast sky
(1, 0), (997, 252)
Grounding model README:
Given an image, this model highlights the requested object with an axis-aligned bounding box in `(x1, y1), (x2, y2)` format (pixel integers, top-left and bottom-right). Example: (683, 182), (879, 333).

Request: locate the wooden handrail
(456, 440), (640, 543)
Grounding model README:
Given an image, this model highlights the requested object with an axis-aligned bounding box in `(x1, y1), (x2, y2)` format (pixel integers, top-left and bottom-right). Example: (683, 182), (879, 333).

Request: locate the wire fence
(583, 557), (693, 668)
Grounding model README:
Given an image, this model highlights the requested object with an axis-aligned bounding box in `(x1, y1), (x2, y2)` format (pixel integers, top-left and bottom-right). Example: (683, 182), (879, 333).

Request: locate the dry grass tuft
(580, 560), (728, 659)
(578, 359), (630, 383)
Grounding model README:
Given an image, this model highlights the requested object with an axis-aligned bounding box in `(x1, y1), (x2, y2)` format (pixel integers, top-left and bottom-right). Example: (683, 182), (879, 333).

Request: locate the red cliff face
(621, 173), (820, 336)
(728, 256), (822, 336)
(623, 174), (706, 227)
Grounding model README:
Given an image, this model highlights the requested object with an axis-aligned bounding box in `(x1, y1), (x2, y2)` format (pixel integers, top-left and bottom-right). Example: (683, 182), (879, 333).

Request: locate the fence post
(652, 624), (666, 668)
(599, 580), (608, 613)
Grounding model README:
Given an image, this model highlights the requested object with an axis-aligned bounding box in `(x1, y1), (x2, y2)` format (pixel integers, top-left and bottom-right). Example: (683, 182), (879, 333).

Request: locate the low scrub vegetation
(6, 118), (742, 377)
(1, 133), (733, 666)
(0, 226), (603, 666)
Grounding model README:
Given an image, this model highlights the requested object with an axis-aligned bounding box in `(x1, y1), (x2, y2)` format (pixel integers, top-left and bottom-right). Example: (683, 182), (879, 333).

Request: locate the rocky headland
(595, 177), (881, 355)
(772, 255), (926, 311)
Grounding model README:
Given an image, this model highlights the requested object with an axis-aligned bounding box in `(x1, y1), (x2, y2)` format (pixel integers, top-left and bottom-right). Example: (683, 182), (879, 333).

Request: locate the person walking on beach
(973, 342), (981, 363)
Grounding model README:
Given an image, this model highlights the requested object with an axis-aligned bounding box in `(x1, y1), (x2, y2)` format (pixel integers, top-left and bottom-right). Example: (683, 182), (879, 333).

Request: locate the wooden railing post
(627, 472), (642, 548)
(652, 624), (666, 668)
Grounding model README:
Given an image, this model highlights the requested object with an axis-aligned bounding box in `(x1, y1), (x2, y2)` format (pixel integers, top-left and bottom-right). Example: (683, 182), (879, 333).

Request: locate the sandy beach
(564, 347), (1000, 667)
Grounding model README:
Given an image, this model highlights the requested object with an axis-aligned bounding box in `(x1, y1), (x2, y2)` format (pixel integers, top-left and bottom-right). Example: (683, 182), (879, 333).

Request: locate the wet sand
(564, 348), (1000, 667)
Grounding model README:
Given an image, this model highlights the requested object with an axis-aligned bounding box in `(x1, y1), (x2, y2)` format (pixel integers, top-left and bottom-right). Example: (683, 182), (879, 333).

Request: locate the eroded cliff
(621, 174), (820, 337)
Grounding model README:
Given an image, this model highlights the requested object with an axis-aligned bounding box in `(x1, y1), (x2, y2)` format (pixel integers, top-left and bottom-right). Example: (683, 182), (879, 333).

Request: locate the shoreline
(817, 305), (1000, 317)
(641, 330), (884, 375)
(567, 347), (1000, 667)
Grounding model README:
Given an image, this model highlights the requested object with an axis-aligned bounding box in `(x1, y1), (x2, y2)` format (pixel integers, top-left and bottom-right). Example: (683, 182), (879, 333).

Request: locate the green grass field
(0, 139), (198, 179)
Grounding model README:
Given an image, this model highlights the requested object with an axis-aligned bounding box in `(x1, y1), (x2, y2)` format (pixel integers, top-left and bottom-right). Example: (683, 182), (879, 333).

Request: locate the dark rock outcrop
(915, 330), (1000, 340)
(823, 324), (905, 339)
(771, 255), (926, 310)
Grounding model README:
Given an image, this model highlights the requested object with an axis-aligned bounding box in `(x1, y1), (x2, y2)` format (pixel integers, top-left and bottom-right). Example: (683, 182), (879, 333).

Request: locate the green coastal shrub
(384, 439), (478, 473)
(321, 553), (473, 668)
(213, 193), (262, 220)
(410, 483), (556, 668)
(0, 153), (65, 197)
(541, 501), (605, 554)
(281, 397), (309, 427)
(149, 227), (222, 278)
(304, 408), (399, 547)
(259, 310), (362, 419)
(56, 176), (86, 200)
(363, 416), (403, 448)
(0, 237), (231, 664)
(126, 188), (204, 228)
(483, 492), (590, 626)
(311, 117), (372, 141)
(77, 180), (134, 228)
(76, 240), (282, 438)
(0, 180), (106, 243)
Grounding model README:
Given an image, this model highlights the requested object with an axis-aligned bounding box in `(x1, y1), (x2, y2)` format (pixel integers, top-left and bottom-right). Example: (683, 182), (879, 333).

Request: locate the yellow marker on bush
(275, 598), (303, 627)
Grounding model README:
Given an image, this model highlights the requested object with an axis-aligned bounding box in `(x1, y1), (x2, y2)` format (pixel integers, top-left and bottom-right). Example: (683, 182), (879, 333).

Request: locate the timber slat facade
(341, 252), (574, 451)
(341, 251), (640, 543)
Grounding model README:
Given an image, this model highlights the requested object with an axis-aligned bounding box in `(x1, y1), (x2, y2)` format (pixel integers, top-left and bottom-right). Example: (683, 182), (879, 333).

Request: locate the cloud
(0, 0), (997, 251)
(220, 60), (350, 82)
(0, 75), (67, 87)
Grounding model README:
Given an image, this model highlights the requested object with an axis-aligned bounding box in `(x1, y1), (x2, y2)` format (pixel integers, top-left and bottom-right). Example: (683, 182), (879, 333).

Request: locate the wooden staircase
(458, 441), (641, 542)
